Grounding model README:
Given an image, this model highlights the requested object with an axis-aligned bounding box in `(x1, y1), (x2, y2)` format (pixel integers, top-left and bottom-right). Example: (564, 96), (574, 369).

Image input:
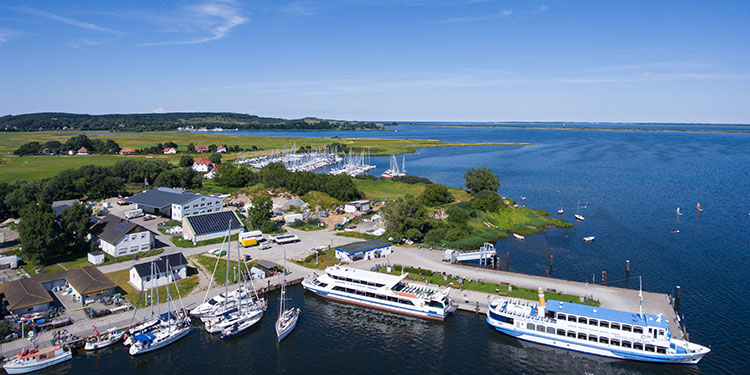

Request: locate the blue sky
(1, 0), (748, 123)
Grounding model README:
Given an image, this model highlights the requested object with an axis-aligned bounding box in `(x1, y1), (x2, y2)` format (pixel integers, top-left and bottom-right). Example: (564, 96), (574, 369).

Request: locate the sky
(0, 0), (748, 123)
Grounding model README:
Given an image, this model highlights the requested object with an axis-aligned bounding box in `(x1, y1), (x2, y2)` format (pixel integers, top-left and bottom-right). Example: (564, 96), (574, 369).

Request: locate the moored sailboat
(276, 248), (300, 342)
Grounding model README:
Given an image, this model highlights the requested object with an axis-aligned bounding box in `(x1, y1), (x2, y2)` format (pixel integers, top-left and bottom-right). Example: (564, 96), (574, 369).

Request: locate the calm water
(62, 125), (750, 373)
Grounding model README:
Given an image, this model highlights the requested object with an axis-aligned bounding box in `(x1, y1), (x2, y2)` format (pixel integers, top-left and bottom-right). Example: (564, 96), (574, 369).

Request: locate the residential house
(129, 253), (188, 291)
(192, 157), (214, 172)
(125, 187), (224, 220)
(163, 147), (177, 154)
(119, 147), (136, 155)
(216, 146), (227, 153)
(90, 214), (155, 257)
(76, 147), (89, 155)
(195, 144), (209, 153)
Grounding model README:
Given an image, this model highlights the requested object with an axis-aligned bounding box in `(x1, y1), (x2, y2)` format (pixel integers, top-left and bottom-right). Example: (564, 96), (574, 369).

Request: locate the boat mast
(639, 276), (644, 318)
(280, 248), (287, 316)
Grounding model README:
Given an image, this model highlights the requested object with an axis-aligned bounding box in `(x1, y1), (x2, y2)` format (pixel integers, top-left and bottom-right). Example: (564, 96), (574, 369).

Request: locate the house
(344, 200), (371, 214)
(163, 147), (177, 154)
(182, 210), (245, 243)
(335, 239), (392, 262)
(0, 267), (116, 314)
(51, 199), (81, 217)
(88, 251), (105, 265)
(76, 147), (89, 155)
(90, 214), (155, 257)
(192, 157), (214, 172)
(39, 148), (54, 155)
(216, 146), (227, 153)
(129, 253), (188, 291)
(204, 166), (219, 180)
(195, 144), (210, 153)
(119, 147), (136, 155)
(125, 187), (224, 220)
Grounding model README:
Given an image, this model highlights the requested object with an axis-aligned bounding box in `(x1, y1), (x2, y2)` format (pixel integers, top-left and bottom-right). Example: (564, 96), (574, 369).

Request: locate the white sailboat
(512, 233), (525, 240)
(557, 200), (564, 215)
(218, 233), (265, 339)
(84, 326), (123, 350)
(676, 207), (683, 216)
(575, 200), (585, 221)
(583, 236), (596, 242)
(381, 154), (407, 178)
(129, 259), (191, 356)
(276, 248), (300, 342)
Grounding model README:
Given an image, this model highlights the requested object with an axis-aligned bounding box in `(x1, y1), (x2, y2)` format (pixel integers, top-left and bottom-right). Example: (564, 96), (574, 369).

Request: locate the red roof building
(195, 145), (210, 153)
(192, 157), (214, 172)
(119, 147), (136, 154)
(77, 147), (89, 155)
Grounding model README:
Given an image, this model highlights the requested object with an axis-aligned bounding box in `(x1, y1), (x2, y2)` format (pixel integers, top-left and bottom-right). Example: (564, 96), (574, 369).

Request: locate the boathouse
(335, 239), (392, 262)
(129, 253), (188, 291)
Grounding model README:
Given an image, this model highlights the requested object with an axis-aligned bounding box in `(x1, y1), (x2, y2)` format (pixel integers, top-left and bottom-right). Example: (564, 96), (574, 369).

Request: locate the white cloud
(280, 2), (316, 17)
(141, 1), (247, 46)
(152, 107), (166, 113)
(12, 6), (124, 35)
(66, 39), (103, 49)
(433, 9), (513, 24)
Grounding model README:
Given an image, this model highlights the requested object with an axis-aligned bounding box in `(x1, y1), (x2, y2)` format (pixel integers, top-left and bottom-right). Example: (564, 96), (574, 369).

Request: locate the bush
(392, 176), (432, 184)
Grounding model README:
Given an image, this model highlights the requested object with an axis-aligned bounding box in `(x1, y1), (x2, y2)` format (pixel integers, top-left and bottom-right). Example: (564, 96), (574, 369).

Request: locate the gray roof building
(51, 199), (80, 217)
(132, 253), (188, 278)
(90, 214), (153, 245)
(335, 239), (391, 255)
(125, 187), (202, 210)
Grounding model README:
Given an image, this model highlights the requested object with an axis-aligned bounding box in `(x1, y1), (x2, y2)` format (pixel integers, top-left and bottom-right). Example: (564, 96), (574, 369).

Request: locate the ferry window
(622, 324), (632, 332)
(645, 345), (655, 352)
(387, 296), (397, 302)
(657, 346), (667, 354)
(536, 325), (545, 333)
(599, 337), (609, 345)
(366, 292), (375, 298)
(427, 301), (443, 308)
(621, 341), (632, 348)
(633, 343), (644, 351)
(577, 317), (587, 324)
(589, 319), (598, 326)
(658, 330), (664, 336)
(400, 299), (414, 306)
(577, 333), (586, 340)
(567, 331), (576, 338)
(611, 323), (620, 330)
(557, 313), (566, 320)
(527, 323), (535, 330)
(333, 286), (345, 292)
(546, 327), (555, 335)
(567, 315), (576, 322)
(599, 321), (609, 329)
(633, 326), (643, 334)
(588, 335), (598, 342)
(611, 339), (620, 346)
(556, 329), (566, 336)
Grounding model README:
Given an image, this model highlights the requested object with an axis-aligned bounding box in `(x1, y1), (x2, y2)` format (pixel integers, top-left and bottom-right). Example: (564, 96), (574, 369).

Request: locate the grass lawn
(192, 253), (259, 286)
(378, 267), (599, 307)
(291, 248), (338, 270)
(21, 263), (65, 277)
(354, 179), (471, 202)
(170, 233), (240, 248)
(56, 248), (165, 271)
(488, 206), (573, 235)
(106, 269), (199, 309)
(301, 191), (341, 209)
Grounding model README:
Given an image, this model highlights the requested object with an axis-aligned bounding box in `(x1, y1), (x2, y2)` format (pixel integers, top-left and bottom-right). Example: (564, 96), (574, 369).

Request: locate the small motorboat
(512, 233), (525, 241)
(521, 197), (526, 201)
(84, 327), (123, 351)
(3, 345), (72, 374)
(583, 236), (595, 242)
(671, 230), (680, 234)
(575, 214), (585, 221)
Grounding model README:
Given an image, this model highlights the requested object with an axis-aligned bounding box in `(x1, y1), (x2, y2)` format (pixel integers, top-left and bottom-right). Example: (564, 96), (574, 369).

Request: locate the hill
(0, 112), (381, 132)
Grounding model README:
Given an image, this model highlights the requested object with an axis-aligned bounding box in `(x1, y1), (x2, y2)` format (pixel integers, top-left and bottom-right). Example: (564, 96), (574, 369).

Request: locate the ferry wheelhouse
(486, 288), (710, 364)
(302, 266), (457, 320)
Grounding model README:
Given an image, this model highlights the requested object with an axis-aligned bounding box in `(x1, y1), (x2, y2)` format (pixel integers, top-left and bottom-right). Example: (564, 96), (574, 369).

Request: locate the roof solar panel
(187, 211), (243, 236)
(115, 222), (131, 232)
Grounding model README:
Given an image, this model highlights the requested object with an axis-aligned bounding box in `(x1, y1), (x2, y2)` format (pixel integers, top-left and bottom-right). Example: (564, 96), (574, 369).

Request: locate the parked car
(144, 214), (156, 221)
(260, 243), (271, 250)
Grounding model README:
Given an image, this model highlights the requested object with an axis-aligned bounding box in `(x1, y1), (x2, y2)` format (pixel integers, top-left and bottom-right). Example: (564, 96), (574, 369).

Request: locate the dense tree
(247, 195), (276, 233)
(153, 168), (202, 189)
(18, 203), (61, 265)
(208, 152), (222, 165)
(419, 183), (454, 207)
(111, 159), (172, 184)
(60, 202), (92, 255)
(471, 190), (502, 212)
(179, 154), (194, 167)
(186, 143), (195, 153)
(0, 182), (12, 221)
(164, 141), (178, 149)
(464, 167), (500, 194)
(215, 165), (257, 187)
(13, 141), (41, 156)
(383, 195), (431, 243)
(3, 180), (42, 217)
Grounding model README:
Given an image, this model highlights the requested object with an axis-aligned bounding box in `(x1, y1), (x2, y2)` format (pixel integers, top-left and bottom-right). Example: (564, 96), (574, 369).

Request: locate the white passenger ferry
(302, 266), (457, 320)
(486, 288), (710, 364)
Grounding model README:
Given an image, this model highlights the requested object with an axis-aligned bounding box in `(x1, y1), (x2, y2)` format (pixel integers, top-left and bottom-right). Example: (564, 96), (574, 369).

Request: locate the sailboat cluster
(328, 149), (376, 177)
(380, 154), (407, 178)
(235, 144), (343, 172)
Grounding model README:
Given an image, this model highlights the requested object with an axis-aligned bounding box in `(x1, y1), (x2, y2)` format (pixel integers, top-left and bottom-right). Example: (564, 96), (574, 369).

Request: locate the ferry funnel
(538, 287), (546, 317)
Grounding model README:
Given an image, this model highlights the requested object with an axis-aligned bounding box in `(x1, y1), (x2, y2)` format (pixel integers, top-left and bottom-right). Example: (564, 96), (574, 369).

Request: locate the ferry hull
(303, 282), (446, 321)
(487, 317), (707, 364)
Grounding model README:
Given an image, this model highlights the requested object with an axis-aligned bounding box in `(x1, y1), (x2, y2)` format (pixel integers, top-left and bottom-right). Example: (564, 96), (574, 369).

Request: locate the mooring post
(626, 260), (630, 278)
(506, 252), (510, 271)
(545, 269), (549, 277)
(549, 254), (554, 272)
(602, 271), (607, 285)
(675, 285), (681, 305)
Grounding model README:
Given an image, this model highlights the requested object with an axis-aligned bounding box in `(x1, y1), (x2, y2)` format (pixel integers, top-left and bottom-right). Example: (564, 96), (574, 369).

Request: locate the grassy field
(378, 267), (599, 306)
(192, 253), (259, 286)
(0, 131), (527, 182)
(105, 269), (199, 308)
(354, 179), (471, 202)
(291, 248), (338, 270)
(57, 248), (165, 270)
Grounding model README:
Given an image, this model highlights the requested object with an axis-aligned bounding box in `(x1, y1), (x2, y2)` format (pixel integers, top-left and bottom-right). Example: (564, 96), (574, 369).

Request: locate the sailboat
(276, 248), (300, 342)
(124, 261), (164, 346)
(381, 154), (407, 178)
(697, 202), (703, 212)
(129, 260), (191, 356)
(574, 200), (585, 221)
(557, 200), (564, 215)
(218, 233), (265, 339)
(84, 326), (123, 350)
(676, 207), (683, 216)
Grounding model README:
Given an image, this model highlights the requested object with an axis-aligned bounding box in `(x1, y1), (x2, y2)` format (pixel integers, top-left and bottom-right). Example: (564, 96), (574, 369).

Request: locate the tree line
(14, 134), (121, 156)
(0, 112), (381, 132)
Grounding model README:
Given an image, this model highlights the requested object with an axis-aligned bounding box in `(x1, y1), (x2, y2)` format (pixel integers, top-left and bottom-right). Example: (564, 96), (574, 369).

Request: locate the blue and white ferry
(302, 265), (457, 320)
(486, 288), (710, 364)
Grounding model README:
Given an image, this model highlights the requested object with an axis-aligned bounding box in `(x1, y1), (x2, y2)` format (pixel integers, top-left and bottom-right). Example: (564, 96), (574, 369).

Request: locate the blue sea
(72, 124), (748, 374)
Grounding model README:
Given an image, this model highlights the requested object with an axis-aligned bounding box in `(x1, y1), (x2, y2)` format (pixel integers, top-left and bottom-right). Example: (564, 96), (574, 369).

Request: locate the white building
(125, 187), (224, 221)
(335, 239), (392, 262)
(91, 214), (155, 257)
(192, 157), (214, 172)
(182, 210), (245, 243)
(163, 147), (177, 154)
(129, 253), (189, 291)
(87, 251), (105, 265)
(344, 200), (371, 213)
